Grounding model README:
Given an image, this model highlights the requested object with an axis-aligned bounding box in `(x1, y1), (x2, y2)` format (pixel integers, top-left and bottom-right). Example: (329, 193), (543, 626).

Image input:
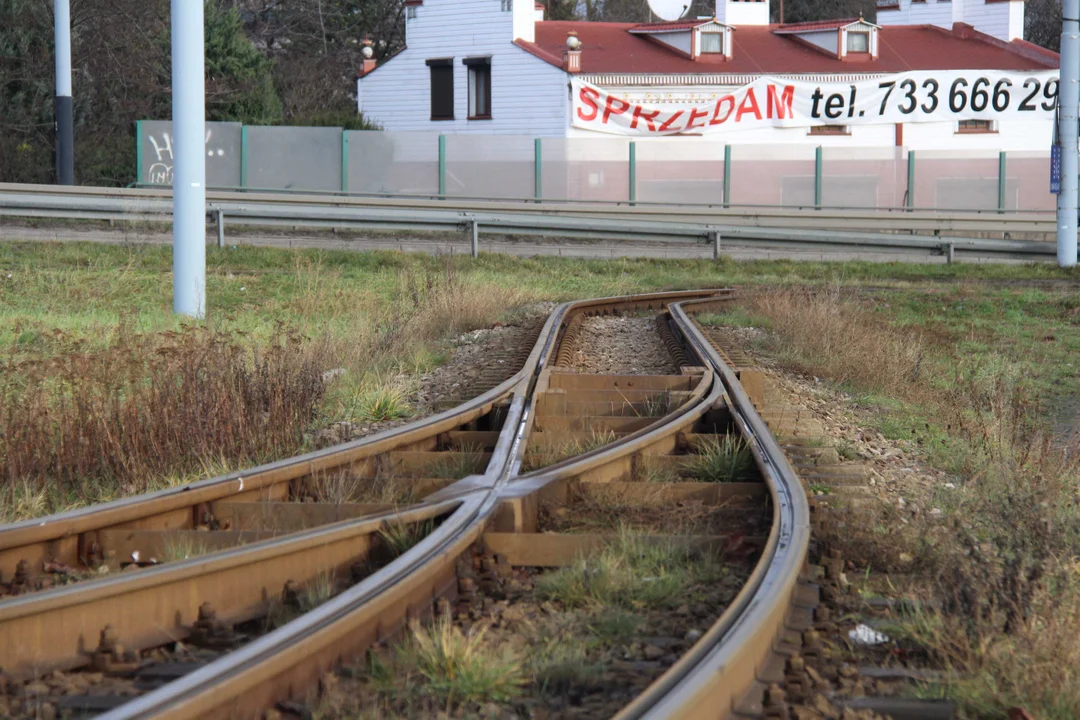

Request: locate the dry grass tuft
(750, 288), (1080, 718)
(747, 285), (924, 398)
(0, 326), (330, 519)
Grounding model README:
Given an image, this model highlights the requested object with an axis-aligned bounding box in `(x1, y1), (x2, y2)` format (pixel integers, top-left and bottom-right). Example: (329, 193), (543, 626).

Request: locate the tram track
(0, 288), (823, 720)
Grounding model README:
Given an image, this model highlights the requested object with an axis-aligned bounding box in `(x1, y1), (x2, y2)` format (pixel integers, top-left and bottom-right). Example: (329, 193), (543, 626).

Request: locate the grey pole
(172, 0), (207, 318)
(1059, 0), (1079, 268)
(53, 0), (74, 185)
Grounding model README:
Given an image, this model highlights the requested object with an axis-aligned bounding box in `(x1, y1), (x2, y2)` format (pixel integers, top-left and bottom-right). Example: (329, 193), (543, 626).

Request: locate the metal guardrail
(0, 183), (1058, 262)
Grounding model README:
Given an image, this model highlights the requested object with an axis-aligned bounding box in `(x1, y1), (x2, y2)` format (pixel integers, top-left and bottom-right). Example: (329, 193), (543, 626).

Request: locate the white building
(356, 0), (1059, 209)
(358, 0), (1058, 151)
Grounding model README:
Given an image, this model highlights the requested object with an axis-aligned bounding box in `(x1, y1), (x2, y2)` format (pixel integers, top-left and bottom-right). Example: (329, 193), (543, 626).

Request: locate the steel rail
(0, 289), (725, 718)
(0, 182), (1059, 242)
(612, 299), (812, 719)
(87, 289), (724, 719)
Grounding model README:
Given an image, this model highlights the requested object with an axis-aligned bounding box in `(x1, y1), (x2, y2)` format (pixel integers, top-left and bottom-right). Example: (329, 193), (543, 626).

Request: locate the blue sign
(1051, 144), (1062, 195)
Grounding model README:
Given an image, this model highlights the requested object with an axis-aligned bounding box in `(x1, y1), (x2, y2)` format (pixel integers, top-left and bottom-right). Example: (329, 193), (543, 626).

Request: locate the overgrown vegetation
(743, 285), (1080, 719)
(0, 326), (328, 514)
(0, 247), (526, 521)
(535, 531), (721, 610)
(683, 435), (755, 483)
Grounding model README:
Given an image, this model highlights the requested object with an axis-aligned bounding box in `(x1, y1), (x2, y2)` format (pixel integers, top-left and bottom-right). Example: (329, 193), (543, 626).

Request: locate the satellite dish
(647, 0), (690, 21)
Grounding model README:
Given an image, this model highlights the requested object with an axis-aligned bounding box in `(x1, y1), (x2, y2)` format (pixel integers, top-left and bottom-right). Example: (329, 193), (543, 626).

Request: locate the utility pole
(1059, 0), (1079, 267)
(53, 0), (74, 185)
(172, 0), (207, 318)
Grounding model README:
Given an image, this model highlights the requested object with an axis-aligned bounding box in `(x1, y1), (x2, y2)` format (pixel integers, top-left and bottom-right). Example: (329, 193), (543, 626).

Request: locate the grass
(424, 445), (489, 479)
(378, 519), (436, 558)
(683, 435), (756, 483)
(0, 248), (527, 521)
(159, 535), (209, 563)
(523, 428), (619, 471)
(743, 284), (1080, 719)
(534, 529), (721, 610)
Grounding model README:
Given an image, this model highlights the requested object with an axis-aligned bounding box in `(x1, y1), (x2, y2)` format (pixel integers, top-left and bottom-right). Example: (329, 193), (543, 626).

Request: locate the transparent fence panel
(728, 144), (817, 207)
(636, 139), (726, 206)
(821, 147), (906, 209)
(1006, 151), (1055, 212)
(542, 137), (631, 202)
(348, 131), (440, 195)
(246, 126), (342, 192)
(138, 120), (241, 188)
(445, 135), (535, 199)
(915, 150), (1002, 211)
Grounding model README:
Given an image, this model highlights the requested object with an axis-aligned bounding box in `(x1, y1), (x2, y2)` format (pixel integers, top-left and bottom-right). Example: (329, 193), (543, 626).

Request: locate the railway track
(0, 289), (823, 720)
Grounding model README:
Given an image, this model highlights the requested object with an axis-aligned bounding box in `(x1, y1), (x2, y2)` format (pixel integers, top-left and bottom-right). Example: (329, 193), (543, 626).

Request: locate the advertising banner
(571, 71), (1059, 136)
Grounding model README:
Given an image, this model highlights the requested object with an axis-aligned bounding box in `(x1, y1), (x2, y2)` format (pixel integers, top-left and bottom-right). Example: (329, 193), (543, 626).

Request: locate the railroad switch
(89, 625), (139, 673)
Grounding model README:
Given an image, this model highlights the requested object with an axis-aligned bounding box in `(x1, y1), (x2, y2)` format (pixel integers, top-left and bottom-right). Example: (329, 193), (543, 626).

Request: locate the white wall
(799, 29), (838, 55)
(877, 0), (955, 31)
(651, 32), (693, 55)
(717, 0), (770, 26)
(877, 0), (1023, 40)
(963, 0), (1024, 40)
(359, 0), (568, 135)
(514, 0), (536, 43)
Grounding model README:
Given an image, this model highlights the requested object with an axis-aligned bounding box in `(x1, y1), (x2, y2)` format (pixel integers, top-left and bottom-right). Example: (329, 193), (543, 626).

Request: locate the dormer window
(629, 18), (733, 61)
(775, 17), (880, 60)
(847, 31), (869, 53)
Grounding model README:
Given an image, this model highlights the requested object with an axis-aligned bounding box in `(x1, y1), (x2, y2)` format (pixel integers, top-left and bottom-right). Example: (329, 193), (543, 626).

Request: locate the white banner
(571, 70), (1059, 136)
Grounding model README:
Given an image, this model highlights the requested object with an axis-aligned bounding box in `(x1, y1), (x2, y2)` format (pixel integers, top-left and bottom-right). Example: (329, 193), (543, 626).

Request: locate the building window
(700, 32), (722, 54)
(810, 125), (849, 135)
(426, 58), (454, 121)
(957, 119), (994, 133)
(847, 31), (869, 53)
(501, 0), (512, 10)
(464, 57), (492, 119)
(407, 5), (417, 18)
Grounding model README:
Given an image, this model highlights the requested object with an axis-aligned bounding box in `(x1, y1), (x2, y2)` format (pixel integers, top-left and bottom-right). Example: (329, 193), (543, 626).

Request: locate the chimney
(564, 31), (582, 73)
(952, 22), (975, 40)
(360, 38), (376, 76)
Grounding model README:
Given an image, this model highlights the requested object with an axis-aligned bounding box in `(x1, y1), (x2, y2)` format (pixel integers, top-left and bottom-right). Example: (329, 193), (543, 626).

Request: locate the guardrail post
(814, 146), (823, 209)
(723, 145), (732, 208)
(216, 209), (225, 248)
(629, 141), (637, 206)
(711, 230), (721, 260)
(240, 125), (249, 189)
(943, 242), (955, 265)
(438, 134), (447, 199)
(534, 138), (542, 203)
(998, 151), (1007, 213)
(906, 150), (915, 210)
(471, 218), (479, 258)
(341, 130), (349, 193)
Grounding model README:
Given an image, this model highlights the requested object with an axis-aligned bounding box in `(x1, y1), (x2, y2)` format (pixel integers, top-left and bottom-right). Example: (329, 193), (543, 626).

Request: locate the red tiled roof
(629, 18), (716, 32)
(774, 18), (860, 32)
(519, 20), (1058, 74)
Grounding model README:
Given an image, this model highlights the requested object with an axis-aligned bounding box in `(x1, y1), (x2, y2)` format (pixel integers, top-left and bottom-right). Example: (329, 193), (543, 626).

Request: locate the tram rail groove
(1, 288), (818, 720)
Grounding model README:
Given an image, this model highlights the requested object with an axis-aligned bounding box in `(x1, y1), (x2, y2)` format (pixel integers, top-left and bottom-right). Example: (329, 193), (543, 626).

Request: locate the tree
(203, 2), (282, 124)
(0, 0), (55, 183)
(1025, 0), (1061, 51)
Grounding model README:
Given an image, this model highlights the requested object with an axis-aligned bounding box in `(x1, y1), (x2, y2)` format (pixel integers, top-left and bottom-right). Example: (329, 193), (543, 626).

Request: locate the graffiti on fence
(145, 129), (228, 185)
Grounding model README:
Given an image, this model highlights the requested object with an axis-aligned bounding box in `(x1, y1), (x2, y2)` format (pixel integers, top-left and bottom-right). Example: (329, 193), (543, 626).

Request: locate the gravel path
(567, 315), (676, 375)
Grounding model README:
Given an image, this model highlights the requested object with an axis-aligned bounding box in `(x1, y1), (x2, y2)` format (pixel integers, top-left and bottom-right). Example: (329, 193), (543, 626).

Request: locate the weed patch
(684, 435), (755, 483)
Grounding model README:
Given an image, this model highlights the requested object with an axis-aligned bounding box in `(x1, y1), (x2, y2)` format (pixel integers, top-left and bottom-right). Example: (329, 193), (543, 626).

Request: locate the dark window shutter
(428, 59), (454, 120)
